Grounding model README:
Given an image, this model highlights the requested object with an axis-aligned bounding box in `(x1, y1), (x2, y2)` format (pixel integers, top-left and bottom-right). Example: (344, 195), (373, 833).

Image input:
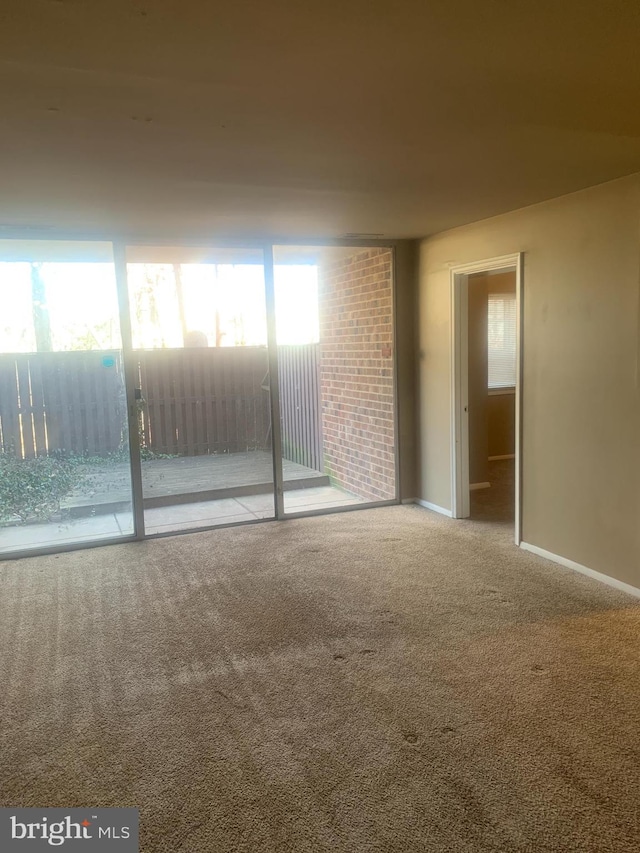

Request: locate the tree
(31, 263), (52, 352)
(173, 263), (189, 345)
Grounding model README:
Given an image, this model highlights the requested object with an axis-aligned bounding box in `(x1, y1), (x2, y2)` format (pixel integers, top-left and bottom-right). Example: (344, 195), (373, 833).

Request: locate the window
(125, 261), (320, 349)
(488, 293), (516, 389)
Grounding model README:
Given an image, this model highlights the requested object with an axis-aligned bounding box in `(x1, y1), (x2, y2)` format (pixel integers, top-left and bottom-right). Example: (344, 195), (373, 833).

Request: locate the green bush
(0, 453), (80, 523)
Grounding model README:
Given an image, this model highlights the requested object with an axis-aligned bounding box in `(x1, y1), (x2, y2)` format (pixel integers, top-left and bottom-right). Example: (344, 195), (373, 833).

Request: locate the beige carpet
(1, 501), (639, 852)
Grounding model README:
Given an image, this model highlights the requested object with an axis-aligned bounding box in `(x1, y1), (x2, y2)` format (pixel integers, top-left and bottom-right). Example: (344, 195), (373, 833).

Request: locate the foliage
(135, 398), (177, 460)
(0, 412), (179, 524)
(139, 447), (176, 461)
(0, 453), (81, 523)
(58, 448), (176, 467)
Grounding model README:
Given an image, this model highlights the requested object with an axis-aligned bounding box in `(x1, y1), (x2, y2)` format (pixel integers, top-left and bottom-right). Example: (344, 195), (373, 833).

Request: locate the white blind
(488, 293), (516, 388)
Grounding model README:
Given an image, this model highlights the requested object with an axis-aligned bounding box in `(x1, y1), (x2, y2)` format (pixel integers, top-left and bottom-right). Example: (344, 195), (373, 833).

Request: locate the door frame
(113, 241), (146, 539)
(450, 252), (524, 544)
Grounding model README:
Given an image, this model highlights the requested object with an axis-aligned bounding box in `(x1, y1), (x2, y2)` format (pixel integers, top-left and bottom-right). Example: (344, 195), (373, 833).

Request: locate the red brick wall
(318, 248), (396, 502)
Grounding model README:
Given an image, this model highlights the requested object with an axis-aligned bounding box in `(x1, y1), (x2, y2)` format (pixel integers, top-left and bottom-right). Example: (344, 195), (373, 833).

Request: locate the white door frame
(450, 253), (524, 544)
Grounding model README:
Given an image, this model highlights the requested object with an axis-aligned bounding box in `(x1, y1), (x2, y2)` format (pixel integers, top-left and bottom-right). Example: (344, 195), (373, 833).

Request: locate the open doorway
(450, 254), (523, 543)
(468, 270), (517, 527)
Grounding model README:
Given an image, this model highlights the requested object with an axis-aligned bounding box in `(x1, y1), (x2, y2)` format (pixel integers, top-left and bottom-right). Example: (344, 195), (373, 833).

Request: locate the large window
(0, 239), (396, 558)
(488, 292), (516, 389)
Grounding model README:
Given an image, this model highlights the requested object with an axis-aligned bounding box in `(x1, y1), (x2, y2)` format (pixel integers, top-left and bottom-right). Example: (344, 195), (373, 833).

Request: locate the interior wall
(394, 241), (419, 501)
(488, 394), (515, 458)
(468, 274), (489, 485)
(417, 174), (640, 589)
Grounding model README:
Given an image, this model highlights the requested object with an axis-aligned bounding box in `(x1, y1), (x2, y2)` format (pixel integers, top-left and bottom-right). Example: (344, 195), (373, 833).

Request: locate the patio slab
(63, 451), (329, 516)
(0, 514), (122, 553)
(240, 486), (365, 514)
(0, 485), (365, 554)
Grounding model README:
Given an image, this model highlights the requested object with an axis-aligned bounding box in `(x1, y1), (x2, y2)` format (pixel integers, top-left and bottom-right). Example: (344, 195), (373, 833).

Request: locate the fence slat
(92, 355), (107, 455)
(276, 344), (322, 472)
(28, 356), (47, 456)
(0, 358), (21, 454)
(194, 351), (206, 455)
(16, 359), (35, 458)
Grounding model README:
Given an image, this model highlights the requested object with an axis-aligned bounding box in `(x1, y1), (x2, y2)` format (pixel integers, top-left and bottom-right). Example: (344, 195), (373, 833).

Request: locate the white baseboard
(401, 498), (415, 505)
(489, 454), (515, 461)
(470, 482), (491, 491)
(520, 541), (640, 600)
(413, 499), (453, 518)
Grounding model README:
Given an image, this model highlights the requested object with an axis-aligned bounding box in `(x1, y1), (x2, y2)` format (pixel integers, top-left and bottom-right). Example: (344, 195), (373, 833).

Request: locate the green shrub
(0, 453), (80, 523)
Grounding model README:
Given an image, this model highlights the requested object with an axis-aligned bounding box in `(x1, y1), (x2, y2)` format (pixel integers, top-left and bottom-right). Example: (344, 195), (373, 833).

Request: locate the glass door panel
(124, 245), (274, 535)
(273, 245), (397, 515)
(0, 240), (134, 554)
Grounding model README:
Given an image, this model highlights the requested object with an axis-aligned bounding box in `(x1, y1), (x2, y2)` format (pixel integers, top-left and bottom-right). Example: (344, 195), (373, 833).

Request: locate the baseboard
(469, 482), (491, 491)
(401, 498), (416, 505)
(413, 499), (453, 518)
(520, 541), (640, 600)
(488, 454), (515, 461)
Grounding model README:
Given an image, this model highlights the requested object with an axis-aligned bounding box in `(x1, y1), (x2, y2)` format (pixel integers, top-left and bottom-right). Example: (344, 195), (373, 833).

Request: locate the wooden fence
(0, 345), (323, 467)
(0, 351), (127, 458)
(138, 347), (271, 456)
(278, 344), (323, 471)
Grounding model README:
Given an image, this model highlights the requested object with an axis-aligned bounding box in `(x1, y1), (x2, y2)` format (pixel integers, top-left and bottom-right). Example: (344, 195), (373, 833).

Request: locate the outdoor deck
(62, 451), (329, 516)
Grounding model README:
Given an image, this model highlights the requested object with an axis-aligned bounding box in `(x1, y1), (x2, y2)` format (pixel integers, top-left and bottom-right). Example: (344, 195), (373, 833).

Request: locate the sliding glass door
(122, 245), (275, 535)
(0, 238), (397, 557)
(0, 240), (134, 554)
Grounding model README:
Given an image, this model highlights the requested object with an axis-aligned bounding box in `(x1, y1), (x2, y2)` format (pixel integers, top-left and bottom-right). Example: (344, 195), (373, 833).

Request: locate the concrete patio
(0, 485), (364, 554)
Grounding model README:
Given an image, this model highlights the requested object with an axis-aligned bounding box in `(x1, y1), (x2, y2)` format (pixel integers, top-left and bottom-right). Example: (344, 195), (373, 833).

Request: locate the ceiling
(1, 0), (640, 240)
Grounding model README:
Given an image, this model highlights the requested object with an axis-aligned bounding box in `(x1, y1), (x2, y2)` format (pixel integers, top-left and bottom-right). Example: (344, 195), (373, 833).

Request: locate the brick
(317, 249), (396, 501)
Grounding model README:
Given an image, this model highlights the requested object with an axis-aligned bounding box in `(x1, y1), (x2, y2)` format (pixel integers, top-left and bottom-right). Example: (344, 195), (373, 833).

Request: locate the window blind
(488, 293), (516, 388)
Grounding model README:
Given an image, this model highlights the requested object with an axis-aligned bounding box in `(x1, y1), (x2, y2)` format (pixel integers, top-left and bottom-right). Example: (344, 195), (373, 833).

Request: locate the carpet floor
(1, 498), (639, 852)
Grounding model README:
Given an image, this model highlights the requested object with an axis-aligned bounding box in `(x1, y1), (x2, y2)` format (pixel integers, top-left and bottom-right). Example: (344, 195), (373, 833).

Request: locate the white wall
(417, 174), (640, 589)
